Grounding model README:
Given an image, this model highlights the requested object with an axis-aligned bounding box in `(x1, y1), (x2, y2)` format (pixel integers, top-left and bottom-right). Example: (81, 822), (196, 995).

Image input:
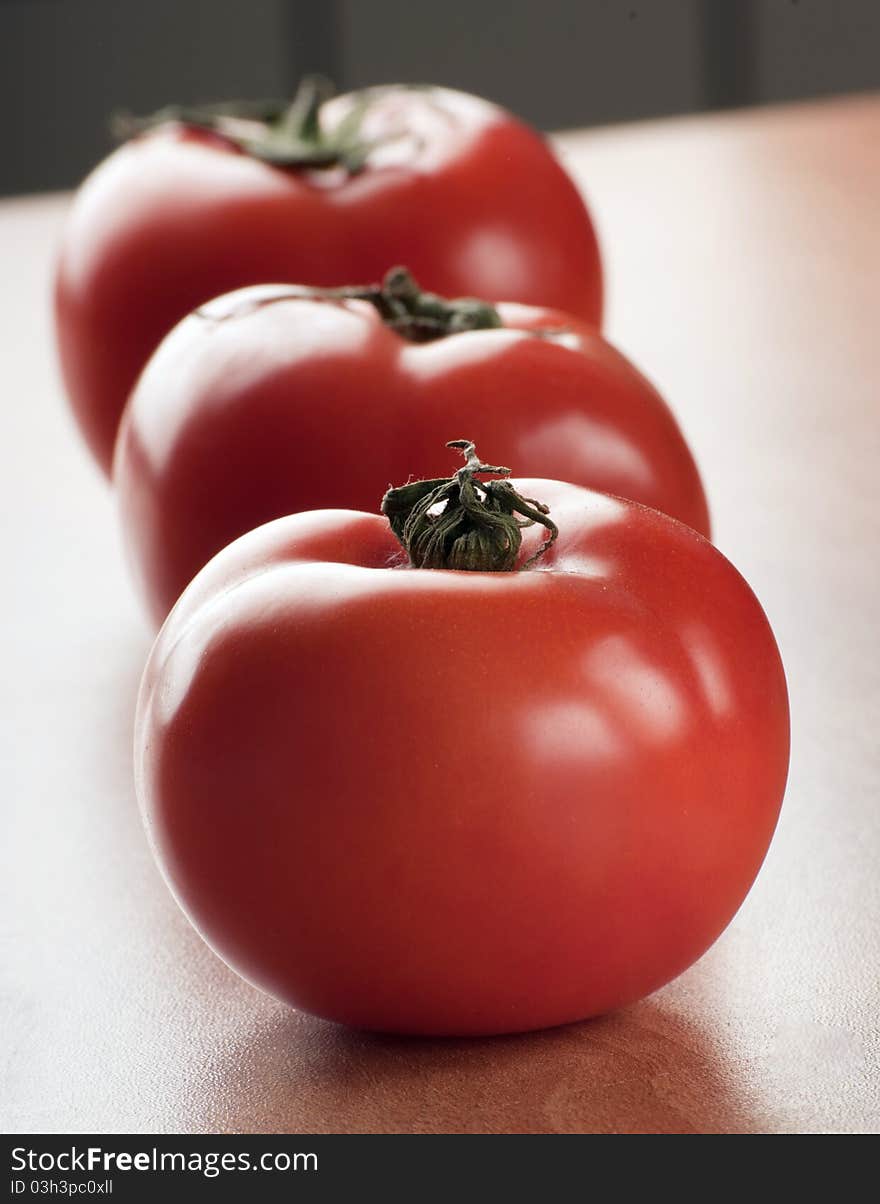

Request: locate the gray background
(3, 0), (880, 194)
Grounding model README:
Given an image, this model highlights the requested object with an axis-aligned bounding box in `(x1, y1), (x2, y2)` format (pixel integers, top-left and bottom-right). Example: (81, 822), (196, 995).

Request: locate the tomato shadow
(186, 991), (758, 1134)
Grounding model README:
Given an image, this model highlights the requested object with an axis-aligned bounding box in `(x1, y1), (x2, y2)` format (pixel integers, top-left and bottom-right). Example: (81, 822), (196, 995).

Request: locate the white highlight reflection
(455, 228), (531, 297)
(523, 414), (654, 491)
(525, 701), (624, 765)
(583, 635), (685, 744)
(682, 624), (734, 720)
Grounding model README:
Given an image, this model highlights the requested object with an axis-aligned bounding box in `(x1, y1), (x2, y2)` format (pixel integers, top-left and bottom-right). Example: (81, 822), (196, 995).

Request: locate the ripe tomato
(114, 270), (709, 625)
(135, 451), (789, 1036)
(54, 81), (603, 474)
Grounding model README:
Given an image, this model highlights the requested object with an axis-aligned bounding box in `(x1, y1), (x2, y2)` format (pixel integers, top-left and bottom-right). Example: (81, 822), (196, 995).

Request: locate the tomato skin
(136, 484), (789, 1036)
(114, 290), (709, 624)
(54, 86), (603, 474)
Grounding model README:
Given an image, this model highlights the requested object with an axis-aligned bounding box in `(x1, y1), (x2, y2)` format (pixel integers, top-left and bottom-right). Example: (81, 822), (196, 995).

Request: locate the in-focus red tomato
(54, 82), (603, 474)
(114, 271), (709, 624)
(136, 451), (789, 1037)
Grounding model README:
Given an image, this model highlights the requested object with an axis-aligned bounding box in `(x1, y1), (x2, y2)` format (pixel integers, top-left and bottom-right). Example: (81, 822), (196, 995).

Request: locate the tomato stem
(277, 74), (332, 144)
(381, 441), (558, 571)
(112, 76), (376, 173)
(196, 267), (504, 343)
(357, 267), (503, 341)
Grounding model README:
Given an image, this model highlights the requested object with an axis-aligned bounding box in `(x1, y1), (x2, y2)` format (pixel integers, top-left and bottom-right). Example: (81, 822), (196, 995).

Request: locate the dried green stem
(382, 440), (558, 571)
(196, 267), (503, 343)
(112, 75), (376, 173)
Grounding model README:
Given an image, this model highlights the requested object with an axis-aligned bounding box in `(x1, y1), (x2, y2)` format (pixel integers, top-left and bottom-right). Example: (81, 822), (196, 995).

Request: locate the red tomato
(54, 82), (603, 474)
(135, 459), (789, 1036)
(114, 273), (709, 625)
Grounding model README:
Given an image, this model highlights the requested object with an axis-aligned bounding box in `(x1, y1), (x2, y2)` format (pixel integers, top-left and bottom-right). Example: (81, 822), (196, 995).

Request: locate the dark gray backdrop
(3, 0), (879, 194)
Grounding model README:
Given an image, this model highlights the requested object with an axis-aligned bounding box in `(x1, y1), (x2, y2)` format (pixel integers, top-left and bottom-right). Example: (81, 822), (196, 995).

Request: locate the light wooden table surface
(2, 94), (878, 1135)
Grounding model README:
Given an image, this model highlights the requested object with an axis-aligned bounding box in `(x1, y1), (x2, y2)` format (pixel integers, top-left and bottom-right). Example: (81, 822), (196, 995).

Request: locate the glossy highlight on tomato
(54, 83), (603, 474)
(135, 477), (789, 1037)
(114, 278), (709, 625)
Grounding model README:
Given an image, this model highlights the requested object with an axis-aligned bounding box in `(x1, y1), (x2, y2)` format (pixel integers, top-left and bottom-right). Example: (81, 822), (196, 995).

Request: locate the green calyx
(112, 75), (375, 173)
(358, 267), (503, 341)
(382, 440), (558, 572)
(196, 267), (503, 344)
